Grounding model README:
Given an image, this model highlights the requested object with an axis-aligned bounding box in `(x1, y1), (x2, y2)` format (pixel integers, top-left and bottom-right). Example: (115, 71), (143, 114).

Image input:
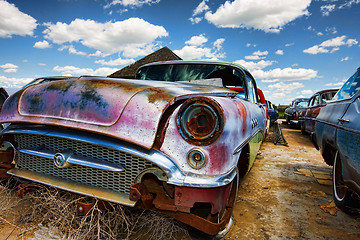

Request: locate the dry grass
(0, 180), (191, 240)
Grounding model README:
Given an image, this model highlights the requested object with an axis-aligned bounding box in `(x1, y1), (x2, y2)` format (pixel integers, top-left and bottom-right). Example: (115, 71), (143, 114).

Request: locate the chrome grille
(14, 134), (155, 194)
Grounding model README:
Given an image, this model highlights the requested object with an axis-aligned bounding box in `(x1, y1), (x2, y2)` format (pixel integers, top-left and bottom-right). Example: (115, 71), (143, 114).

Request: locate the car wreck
(0, 61), (267, 235)
(284, 98), (309, 128)
(314, 67), (360, 214)
(299, 89), (338, 135)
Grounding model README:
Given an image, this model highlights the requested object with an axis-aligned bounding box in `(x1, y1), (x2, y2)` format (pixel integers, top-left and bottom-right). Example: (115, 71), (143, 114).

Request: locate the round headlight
(177, 98), (224, 146)
(187, 149), (206, 169)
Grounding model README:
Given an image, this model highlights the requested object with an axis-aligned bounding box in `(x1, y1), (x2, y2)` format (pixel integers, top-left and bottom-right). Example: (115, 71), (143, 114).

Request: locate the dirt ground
(226, 120), (360, 240)
(0, 120), (359, 240)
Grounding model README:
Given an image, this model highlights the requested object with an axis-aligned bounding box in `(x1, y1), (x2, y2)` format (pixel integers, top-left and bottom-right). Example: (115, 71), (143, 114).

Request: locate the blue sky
(0, 0), (359, 105)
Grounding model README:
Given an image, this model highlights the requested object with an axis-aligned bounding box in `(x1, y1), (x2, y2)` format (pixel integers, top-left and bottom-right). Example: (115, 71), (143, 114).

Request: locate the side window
(313, 95), (320, 106)
(309, 97), (314, 107)
(245, 74), (257, 103)
(321, 91), (337, 103)
(333, 69), (360, 100)
(233, 70), (248, 99)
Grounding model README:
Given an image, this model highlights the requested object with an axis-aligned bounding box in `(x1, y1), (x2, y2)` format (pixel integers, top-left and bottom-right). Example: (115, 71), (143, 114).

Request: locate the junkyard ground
(225, 120), (360, 240)
(0, 120), (359, 239)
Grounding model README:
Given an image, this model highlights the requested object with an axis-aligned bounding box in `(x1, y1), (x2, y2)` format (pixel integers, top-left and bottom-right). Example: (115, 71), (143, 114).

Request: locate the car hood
(0, 76), (236, 149)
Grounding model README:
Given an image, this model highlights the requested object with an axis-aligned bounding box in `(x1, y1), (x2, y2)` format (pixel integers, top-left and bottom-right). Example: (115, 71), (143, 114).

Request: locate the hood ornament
(54, 150), (73, 168)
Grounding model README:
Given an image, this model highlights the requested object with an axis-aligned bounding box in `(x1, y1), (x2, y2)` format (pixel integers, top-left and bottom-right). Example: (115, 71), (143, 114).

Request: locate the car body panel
(315, 67), (360, 205)
(1, 77), (237, 151)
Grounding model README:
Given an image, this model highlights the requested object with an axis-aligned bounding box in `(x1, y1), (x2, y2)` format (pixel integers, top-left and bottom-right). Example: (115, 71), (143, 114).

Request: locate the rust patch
(44, 80), (75, 93)
(234, 100), (248, 135)
(80, 78), (148, 94)
(147, 88), (175, 103)
(186, 107), (216, 139)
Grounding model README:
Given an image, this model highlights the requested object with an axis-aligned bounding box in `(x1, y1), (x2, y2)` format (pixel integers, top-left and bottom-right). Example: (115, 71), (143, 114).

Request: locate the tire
(332, 151), (360, 214)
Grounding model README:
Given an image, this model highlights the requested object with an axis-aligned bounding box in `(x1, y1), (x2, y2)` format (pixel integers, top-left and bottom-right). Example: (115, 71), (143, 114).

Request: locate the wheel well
(322, 142), (336, 166)
(237, 144), (250, 178)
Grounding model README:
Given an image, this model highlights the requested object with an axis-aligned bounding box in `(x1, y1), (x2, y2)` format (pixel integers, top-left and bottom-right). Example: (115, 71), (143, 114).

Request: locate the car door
(335, 92), (360, 186)
(308, 94), (320, 133)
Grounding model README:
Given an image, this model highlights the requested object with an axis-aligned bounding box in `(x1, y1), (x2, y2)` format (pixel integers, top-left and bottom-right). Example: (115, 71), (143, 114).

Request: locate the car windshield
(295, 100), (308, 107)
(136, 63), (244, 87)
(333, 68), (360, 100)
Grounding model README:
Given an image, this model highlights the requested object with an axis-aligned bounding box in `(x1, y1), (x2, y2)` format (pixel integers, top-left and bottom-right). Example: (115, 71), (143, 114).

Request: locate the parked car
(0, 61), (267, 236)
(299, 89), (338, 135)
(0, 88), (8, 130)
(314, 67), (360, 214)
(266, 100), (278, 126)
(284, 98), (309, 127)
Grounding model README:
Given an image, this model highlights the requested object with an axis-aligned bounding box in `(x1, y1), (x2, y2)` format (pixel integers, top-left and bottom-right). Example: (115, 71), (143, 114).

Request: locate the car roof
(313, 88), (339, 95)
(137, 60), (251, 75)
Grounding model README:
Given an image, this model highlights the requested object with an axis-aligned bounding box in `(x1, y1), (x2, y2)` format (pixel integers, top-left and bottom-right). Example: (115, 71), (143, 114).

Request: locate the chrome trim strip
(316, 119), (360, 135)
(7, 168), (136, 206)
(19, 148), (125, 172)
(3, 125), (237, 188)
(233, 129), (262, 155)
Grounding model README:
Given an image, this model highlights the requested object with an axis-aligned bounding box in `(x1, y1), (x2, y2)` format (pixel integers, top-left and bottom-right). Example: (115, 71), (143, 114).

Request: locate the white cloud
(95, 57), (135, 66)
(303, 45), (329, 54)
(189, 17), (202, 24)
(0, 0), (37, 38)
(105, 0), (160, 8)
(268, 82), (304, 99)
(174, 36), (225, 60)
(174, 45), (223, 60)
(339, 0), (360, 9)
(341, 56), (350, 61)
(325, 26), (337, 34)
(246, 43), (256, 47)
(33, 40), (51, 49)
(213, 38), (225, 51)
(285, 43), (294, 47)
(185, 34), (208, 46)
(43, 18), (168, 58)
(0, 63), (18, 73)
(253, 67), (318, 82)
(233, 59), (275, 72)
(303, 35), (358, 54)
(88, 50), (111, 58)
(275, 50), (284, 55)
(245, 50), (268, 60)
(301, 89), (313, 95)
(53, 65), (118, 76)
(193, 0), (209, 16)
(58, 45), (87, 56)
(0, 75), (33, 88)
(204, 0), (311, 33)
(321, 4), (336, 16)
(325, 80), (346, 87)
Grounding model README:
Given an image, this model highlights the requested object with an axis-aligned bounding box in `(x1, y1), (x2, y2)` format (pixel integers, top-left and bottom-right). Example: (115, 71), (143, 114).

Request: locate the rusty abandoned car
(314, 67), (360, 214)
(299, 89), (338, 135)
(284, 97), (309, 128)
(0, 61), (267, 235)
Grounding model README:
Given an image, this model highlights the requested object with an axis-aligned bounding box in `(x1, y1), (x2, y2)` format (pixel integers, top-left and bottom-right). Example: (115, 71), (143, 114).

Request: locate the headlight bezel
(177, 97), (224, 146)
